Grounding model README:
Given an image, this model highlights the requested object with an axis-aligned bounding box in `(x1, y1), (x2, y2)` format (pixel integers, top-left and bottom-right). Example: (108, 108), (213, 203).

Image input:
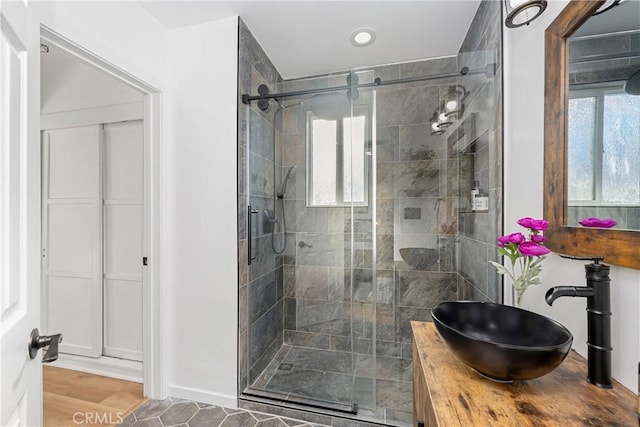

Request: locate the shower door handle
(248, 206), (258, 265)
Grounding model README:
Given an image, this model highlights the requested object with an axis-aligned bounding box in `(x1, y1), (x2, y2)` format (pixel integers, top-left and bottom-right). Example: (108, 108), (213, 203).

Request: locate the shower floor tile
(354, 354), (413, 382)
(376, 379), (413, 413)
(265, 366), (354, 404)
(252, 345), (293, 389)
(248, 345), (411, 427)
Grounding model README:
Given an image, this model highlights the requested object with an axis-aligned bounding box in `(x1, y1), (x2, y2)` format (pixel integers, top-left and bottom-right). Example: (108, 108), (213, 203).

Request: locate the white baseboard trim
(168, 385), (237, 409)
(50, 354), (143, 383)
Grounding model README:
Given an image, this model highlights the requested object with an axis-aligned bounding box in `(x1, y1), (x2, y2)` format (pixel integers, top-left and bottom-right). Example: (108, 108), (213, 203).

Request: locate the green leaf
(530, 256), (546, 268)
(489, 261), (508, 275)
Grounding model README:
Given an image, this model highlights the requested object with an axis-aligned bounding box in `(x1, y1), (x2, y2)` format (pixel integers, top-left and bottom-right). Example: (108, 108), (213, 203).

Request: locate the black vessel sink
(431, 301), (573, 382)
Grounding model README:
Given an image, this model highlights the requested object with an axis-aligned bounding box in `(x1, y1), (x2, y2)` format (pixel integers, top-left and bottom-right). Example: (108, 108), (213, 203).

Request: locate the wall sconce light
(443, 85), (468, 119)
(437, 109), (453, 129)
(430, 102), (454, 136)
(504, 0), (547, 28)
(430, 86), (469, 136)
(430, 112), (445, 136)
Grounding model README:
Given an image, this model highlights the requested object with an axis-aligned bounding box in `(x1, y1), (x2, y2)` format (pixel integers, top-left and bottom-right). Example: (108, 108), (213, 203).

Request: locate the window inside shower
(307, 107), (369, 207)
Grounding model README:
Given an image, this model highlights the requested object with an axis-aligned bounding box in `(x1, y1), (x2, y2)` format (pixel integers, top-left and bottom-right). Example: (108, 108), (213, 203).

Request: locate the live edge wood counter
(411, 321), (637, 427)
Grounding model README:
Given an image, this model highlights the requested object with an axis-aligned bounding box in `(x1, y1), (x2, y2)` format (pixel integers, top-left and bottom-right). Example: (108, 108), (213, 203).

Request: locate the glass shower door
(244, 73), (376, 415)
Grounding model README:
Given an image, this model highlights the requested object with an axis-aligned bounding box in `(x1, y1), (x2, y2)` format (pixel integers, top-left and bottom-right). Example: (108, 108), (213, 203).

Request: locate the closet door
(42, 126), (102, 357)
(103, 120), (143, 361)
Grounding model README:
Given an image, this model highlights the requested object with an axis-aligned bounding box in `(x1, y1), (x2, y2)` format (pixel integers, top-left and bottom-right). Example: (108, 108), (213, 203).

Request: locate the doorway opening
(39, 26), (163, 425)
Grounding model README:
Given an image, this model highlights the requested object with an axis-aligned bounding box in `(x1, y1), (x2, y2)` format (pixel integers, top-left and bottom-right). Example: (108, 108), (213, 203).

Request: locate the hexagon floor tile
(118, 397), (328, 427)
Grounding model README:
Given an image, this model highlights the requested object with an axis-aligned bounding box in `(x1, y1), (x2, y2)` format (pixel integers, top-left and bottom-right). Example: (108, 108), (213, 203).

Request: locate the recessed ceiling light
(350, 28), (376, 47)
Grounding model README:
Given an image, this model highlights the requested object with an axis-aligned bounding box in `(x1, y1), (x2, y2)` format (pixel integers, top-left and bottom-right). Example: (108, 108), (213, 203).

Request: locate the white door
(0, 1), (43, 425)
(42, 126), (102, 357)
(103, 120), (143, 361)
(42, 121), (144, 362)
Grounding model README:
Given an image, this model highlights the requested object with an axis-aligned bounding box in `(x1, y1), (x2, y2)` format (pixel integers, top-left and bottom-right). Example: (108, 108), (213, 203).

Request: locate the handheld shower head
(279, 165), (296, 199)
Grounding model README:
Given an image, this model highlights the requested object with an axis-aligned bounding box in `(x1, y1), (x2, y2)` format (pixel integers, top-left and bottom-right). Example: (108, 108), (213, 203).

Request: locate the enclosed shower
(244, 79), (378, 415)
(237, 3), (503, 424)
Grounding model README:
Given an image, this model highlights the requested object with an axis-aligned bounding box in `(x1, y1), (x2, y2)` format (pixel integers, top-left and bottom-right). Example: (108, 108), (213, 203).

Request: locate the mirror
(544, 0), (640, 269)
(567, 1), (640, 229)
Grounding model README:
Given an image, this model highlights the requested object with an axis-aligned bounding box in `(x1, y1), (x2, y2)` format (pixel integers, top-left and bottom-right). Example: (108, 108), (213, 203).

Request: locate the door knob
(28, 328), (63, 363)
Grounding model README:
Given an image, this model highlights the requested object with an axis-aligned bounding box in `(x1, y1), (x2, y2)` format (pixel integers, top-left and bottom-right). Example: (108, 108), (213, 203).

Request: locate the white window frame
(568, 81), (636, 207)
(305, 105), (370, 207)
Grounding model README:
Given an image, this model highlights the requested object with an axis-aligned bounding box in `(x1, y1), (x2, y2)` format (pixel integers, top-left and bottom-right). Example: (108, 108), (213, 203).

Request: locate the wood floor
(43, 366), (147, 427)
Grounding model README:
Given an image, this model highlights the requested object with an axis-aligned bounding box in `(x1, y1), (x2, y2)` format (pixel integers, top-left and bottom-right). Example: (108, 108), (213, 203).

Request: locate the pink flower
(497, 232), (526, 247)
(518, 241), (550, 256)
(579, 217), (617, 228)
(517, 217), (550, 231)
(530, 234), (546, 243)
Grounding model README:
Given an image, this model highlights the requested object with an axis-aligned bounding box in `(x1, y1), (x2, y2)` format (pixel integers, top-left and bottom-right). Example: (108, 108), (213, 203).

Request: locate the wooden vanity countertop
(411, 321), (638, 426)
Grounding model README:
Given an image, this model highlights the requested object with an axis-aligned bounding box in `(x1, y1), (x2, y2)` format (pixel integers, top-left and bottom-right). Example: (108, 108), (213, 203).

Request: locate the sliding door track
(242, 387), (357, 415)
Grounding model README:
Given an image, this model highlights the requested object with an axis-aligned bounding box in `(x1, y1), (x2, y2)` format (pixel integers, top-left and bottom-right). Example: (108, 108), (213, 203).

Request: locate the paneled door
(103, 120), (143, 361)
(41, 125), (102, 357)
(0, 1), (43, 424)
(41, 120), (144, 362)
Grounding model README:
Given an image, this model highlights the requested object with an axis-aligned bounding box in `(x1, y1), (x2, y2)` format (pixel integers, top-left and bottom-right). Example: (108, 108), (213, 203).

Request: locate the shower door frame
(242, 85), (378, 416)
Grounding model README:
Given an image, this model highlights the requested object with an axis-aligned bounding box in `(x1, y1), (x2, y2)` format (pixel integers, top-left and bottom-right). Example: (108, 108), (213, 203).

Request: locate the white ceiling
(139, 1), (483, 79)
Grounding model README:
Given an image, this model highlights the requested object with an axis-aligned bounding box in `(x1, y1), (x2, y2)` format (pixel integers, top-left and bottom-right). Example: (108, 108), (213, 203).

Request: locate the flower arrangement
(490, 217), (551, 306)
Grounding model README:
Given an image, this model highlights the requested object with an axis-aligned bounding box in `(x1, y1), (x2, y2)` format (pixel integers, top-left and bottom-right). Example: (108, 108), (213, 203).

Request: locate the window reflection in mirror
(566, 1), (640, 230)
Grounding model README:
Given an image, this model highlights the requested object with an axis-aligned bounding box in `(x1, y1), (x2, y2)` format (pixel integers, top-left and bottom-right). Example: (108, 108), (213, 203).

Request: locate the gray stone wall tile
(459, 237), (488, 295)
(394, 160), (440, 198)
(376, 126), (399, 162)
(397, 271), (457, 308)
(250, 302), (283, 369)
(284, 330), (330, 350)
(376, 86), (439, 127)
(249, 271), (277, 323)
(399, 124), (445, 161)
(286, 265), (330, 299)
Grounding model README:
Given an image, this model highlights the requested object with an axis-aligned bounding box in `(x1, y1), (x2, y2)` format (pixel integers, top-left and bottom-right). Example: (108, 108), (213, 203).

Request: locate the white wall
(37, 2), (240, 405)
(504, 0), (640, 393)
(165, 17), (239, 406)
(38, 2), (167, 90)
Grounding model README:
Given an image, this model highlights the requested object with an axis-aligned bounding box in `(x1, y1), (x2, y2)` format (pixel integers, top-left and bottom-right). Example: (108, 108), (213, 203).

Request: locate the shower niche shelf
(449, 112), (490, 214)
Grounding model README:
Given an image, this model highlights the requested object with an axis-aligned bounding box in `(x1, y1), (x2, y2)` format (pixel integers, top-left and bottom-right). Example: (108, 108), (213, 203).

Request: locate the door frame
(40, 25), (165, 399)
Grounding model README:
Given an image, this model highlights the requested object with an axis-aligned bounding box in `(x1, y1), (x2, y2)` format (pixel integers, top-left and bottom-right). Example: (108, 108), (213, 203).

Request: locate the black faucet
(545, 255), (612, 388)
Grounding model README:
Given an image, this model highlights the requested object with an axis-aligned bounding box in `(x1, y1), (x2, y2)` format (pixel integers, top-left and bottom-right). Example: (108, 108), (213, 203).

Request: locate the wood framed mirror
(544, 0), (640, 270)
